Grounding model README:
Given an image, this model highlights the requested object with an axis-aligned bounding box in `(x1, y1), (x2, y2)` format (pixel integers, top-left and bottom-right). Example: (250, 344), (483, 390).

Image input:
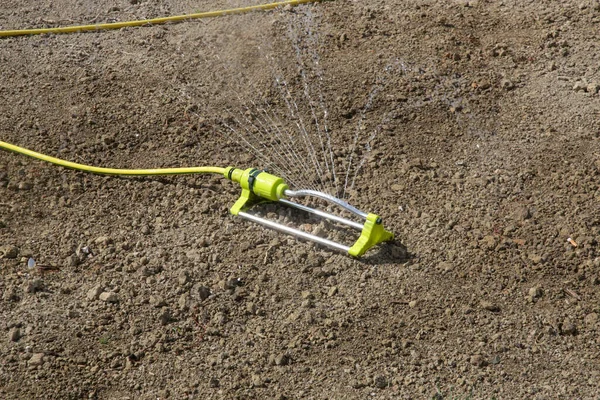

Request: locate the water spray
(0, 141), (393, 257)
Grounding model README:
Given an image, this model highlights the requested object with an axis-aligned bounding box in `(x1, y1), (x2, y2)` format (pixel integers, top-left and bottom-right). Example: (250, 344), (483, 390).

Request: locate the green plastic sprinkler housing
(224, 167), (288, 215)
(224, 166), (394, 257)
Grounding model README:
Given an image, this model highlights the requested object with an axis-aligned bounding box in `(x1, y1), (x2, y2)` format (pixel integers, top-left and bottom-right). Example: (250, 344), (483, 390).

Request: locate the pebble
(374, 375), (388, 389)
(99, 292), (119, 303)
(178, 270), (189, 286)
(500, 79), (514, 90)
(0, 244), (19, 259)
(528, 287), (543, 299)
(438, 261), (453, 272)
(8, 327), (21, 342)
(159, 308), (171, 325)
(178, 294), (188, 310)
(301, 291), (314, 299)
(29, 353), (45, 366)
(17, 182), (32, 190)
(514, 206), (531, 221)
(587, 82), (600, 94)
(470, 354), (487, 367)
(328, 286), (338, 297)
(481, 301), (500, 312)
(573, 81), (588, 92)
(93, 236), (113, 247)
(150, 295), (166, 308)
(560, 319), (577, 335)
(87, 286), (103, 300)
(197, 285), (211, 301)
(269, 353), (290, 366)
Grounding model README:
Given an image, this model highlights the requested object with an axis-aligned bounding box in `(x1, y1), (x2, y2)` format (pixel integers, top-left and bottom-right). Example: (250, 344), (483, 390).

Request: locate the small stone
(573, 81), (588, 92)
(481, 301), (500, 312)
(223, 278), (243, 291)
(301, 291), (314, 299)
(29, 353), (44, 366)
(197, 285), (211, 301)
(301, 299), (313, 308)
(0, 245), (19, 259)
(560, 319), (577, 335)
(178, 294), (188, 310)
(67, 254), (81, 267)
(500, 79), (514, 90)
(93, 236), (113, 247)
(408, 300), (418, 308)
(24, 279), (43, 293)
(99, 292), (118, 303)
(514, 206), (531, 220)
(374, 375), (388, 389)
(17, 182), (32, 190)
(528, 287), (542, 299)
(438, 261), (453, 272)
(328, 286), (338, 297)
(587, 82), (600, 94)
(211, 312), (227, 326)
(274, 353), (290, 366)
(209, 377), (220, 388)
(86, 285), (103, 300)
(159, 308), (172, 326)
(178, 270), (189, 286)
(8, 327), (21, 342)
(269, 353), (290, 367)
(470, 354), (487, 367)
(150, 295), (166, 308)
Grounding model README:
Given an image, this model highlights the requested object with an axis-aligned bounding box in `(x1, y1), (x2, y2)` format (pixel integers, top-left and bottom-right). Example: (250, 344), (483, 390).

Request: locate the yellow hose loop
(0, 140), (225, 176)
(0, 0), (323, 38)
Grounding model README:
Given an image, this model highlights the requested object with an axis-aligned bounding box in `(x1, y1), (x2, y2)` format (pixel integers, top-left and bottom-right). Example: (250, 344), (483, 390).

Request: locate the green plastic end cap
(348, 213), (394, 257)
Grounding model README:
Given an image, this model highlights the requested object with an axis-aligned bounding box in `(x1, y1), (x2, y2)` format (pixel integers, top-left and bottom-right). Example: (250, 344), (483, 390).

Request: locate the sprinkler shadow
(359, 240), (412, 266)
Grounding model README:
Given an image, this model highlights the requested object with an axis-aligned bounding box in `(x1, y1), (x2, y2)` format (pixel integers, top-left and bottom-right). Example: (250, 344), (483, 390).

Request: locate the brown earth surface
(2, 0), (600, 399)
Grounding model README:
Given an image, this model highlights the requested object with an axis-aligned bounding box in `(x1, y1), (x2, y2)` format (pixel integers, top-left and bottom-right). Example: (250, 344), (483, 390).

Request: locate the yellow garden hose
(0, 0), (323, 38)
(0, 140), (224, 176)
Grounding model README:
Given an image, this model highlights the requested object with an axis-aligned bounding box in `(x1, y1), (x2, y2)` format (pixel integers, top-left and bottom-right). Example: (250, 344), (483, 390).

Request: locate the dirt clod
(8, 327), (20, 342)
(0, 245), (18, 259)
(99, 292), (118, 303)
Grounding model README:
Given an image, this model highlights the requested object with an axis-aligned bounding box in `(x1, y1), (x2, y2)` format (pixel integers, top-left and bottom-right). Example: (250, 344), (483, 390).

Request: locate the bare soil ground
(1, 1), (600, 399)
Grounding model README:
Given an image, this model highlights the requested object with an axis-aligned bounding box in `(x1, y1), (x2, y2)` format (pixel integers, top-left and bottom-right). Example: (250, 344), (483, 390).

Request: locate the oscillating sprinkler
(223, 167), (393, 257)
